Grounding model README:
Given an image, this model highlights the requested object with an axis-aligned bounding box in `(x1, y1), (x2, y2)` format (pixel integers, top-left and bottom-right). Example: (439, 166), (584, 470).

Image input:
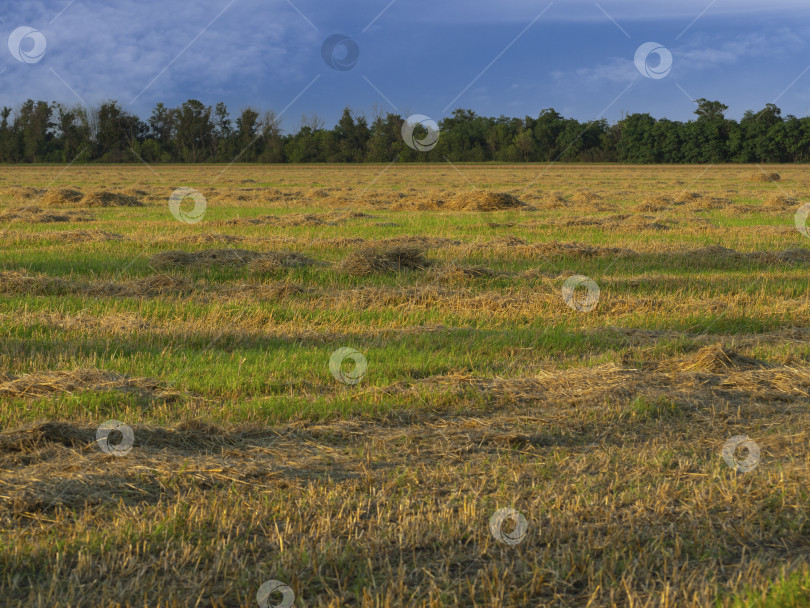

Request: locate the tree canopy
(1, 99), (808, 164)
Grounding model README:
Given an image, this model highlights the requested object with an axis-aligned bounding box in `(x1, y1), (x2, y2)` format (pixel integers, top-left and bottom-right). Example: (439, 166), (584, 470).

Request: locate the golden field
(0, 163), (809, 607)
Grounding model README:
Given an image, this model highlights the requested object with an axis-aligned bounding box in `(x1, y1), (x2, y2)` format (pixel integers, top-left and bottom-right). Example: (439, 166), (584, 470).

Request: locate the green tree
(95, 101), (144, 161)
(15, 100), (53, 163)
(176, 100), (214, 162)
(53, 103), (90, 162)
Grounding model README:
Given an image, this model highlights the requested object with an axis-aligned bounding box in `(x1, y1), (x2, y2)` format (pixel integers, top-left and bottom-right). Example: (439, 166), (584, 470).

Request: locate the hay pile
(685, 196), (731, 212)
(150, 249), (262, 268)
(0, 205), (95, 223)
(759, 248), (810, 264)
(393, 191), (527, 212)
(2, 186), (43, 200)
(380, 235), (460, 249)
(390, 193), (445, 211)
(487, 236), (528, 247)
(223, 214), (329, 227)
(248, 252), (319, 272)
(763, 194), (797, 209)
(121, 187), (148, 197)
(673, 191), (701, 205)
(79, 190), (143, 207)
(0, 270), (71, 295)
(679, 345), (768, 373)
(323, 237), (368, 248)
(40, 188), (142, 207)
(337, 246), (432, 276)
(162, 233), (245, 245)
(444, 191), (527, 212)
(44, 230), (124, 243)
(90, 275), (195, 297)
(429, 263), (500, 283)
(749, 172), (781, 183)
(41, 188), (83, 206)
(539, 192), (568, 208)
(0, 269), (195, 298)
(619, 216), (670, 231)
(686, 246), (810, 265)
(633, 196), (671, 212)
(149, 249), (317, 270)
(221, 281), (308, 300)
(0, 368), (177, 399)
(330, 211), (375, 222)
(534, 241), (634, 259)
(570, 189), (602, 205)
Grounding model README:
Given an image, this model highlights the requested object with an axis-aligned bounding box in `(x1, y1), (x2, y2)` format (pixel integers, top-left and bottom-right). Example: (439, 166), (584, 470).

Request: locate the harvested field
(1, 164), (809, 608)
(749, 172), (781, 182)
(392, 190), (528, 212)
(41, 187), (83, 206)
(149, 248), (317, 270)
(39, 187), (143, 207)
(337, 245), (432, 275)
(0, 368), (179, 400)
(445, 190), (527, 211)
(0, 205), (95, 223)
(78, 189), (143, 207)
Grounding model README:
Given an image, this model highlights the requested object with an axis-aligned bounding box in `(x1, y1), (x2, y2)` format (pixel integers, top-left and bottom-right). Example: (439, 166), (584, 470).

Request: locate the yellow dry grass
(1, 163), (809, 607)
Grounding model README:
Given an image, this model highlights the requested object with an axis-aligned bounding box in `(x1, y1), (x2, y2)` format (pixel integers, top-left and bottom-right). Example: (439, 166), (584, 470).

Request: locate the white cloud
(552, 57), (639, 86)
(0, 0), (318, 114)
(552, 29), (807, 87)
(411, 0), (809, 23)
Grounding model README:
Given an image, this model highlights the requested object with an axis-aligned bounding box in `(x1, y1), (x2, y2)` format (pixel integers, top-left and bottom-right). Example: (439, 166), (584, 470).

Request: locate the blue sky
(1, 0), (809, 132)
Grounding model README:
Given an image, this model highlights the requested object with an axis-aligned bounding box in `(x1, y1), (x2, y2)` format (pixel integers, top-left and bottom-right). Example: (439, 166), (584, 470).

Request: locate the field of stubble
(0, 163), (809, 607)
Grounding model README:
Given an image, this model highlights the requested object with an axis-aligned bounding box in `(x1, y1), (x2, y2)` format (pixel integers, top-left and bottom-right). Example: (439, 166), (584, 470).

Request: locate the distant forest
(0, 98), (808, 164)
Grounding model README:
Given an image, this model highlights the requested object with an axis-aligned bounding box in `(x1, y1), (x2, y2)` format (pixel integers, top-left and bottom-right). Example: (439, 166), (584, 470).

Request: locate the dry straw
(337, 246), (432, 275)
(0, 205), (95, 223)
(392, 190), (528, 212)
(0, 368), (178, 400)
(748, 172), (781, 182)
(149, 249), (317, 270)
(40, 188), (143, 207)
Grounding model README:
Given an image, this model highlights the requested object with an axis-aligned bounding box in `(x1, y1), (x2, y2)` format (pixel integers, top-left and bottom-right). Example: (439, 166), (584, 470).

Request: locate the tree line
(1, 98), (808, 164)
